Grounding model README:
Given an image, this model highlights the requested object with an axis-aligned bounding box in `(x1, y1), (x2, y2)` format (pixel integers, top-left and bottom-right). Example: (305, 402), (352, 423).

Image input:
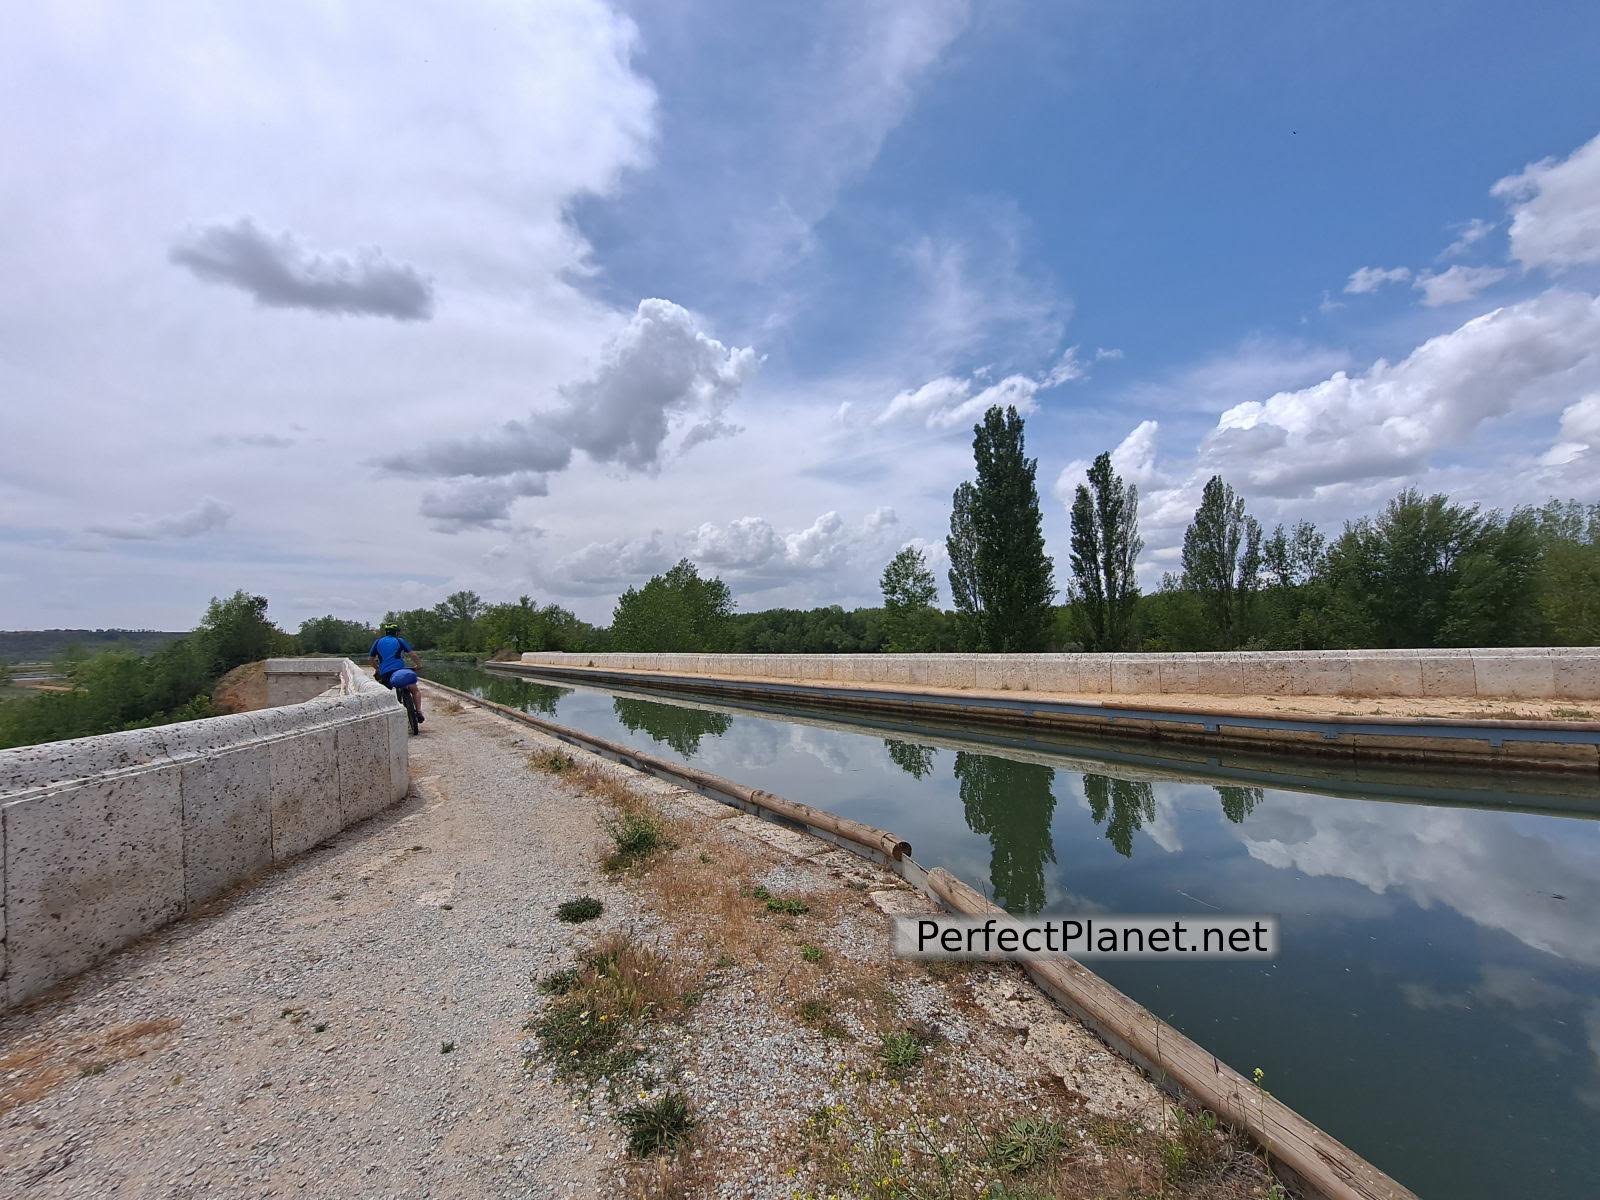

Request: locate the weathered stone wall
(517, 648), (1600, 700)
(0, 658), (407, 1008)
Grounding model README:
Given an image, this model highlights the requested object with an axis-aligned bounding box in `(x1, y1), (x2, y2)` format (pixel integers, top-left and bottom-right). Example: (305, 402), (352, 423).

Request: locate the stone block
(269, 727), (343, 861)
(1552, 655), (1600, 701)
(180, 741), (272, 906)
(1346, 654), (1424, 697)
(1419, 655), (1479, 697)
(0, 727), (174, 794)
(4, 770), (184, 1005)
(387, 710), (410, 802)
(1110, 657), (1162, 695)
(337, 717), (395, 825)
(974, 656), (1006, 692)
(1473, 654), (1556, 699)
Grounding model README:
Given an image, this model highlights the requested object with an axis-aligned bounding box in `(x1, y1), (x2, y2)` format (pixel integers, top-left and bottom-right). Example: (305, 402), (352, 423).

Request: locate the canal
(427, 661), (1600, 1200)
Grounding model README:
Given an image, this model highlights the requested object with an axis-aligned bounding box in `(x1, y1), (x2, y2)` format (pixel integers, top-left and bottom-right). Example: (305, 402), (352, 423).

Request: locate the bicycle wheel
(400, 688), (420, 736)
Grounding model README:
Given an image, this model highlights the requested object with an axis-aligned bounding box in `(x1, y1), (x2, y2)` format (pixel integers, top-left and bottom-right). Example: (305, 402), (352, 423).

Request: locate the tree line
(880, 405), (1600, 654)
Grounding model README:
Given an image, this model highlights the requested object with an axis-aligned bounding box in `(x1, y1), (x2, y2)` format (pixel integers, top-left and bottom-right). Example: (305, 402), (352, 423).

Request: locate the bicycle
(397, 681), (421, 736)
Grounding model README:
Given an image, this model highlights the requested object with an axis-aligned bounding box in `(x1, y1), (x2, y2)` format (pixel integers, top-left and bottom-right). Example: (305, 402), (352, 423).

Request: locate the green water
(429, 661), (1600, 1200)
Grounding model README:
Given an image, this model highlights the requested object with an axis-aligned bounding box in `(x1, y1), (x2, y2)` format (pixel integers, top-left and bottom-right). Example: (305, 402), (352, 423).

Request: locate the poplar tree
(946, 481), (983, 648)
(1181, 475), (1262, 648)
(1067, 451), (1142, 650)
(967, 405), (1056, 651)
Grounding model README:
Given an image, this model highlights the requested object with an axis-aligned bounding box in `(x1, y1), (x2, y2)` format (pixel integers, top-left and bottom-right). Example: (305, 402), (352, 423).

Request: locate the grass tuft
(556, 896), (604, 923)
(618, 1091), (698, 1157)
(988, 1115), (1064, 1173)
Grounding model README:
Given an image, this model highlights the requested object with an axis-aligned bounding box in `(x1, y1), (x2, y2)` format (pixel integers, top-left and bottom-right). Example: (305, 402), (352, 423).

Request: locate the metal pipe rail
(422, 677), (1416, 1200)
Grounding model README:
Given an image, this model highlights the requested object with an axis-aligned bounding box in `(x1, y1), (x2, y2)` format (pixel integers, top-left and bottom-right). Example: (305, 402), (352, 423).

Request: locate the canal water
(427, 661), (1600, 1200)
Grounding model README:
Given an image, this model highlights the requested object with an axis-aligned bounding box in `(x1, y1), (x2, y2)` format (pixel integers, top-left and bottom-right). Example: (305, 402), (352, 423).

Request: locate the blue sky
(3, 1), (1600, 628)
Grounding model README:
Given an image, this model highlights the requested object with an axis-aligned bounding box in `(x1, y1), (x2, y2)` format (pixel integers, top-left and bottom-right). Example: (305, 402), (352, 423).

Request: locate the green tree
(1533, 500), (1600, 644)
(879, 546), (940, 651)
(195, 591), (285, 676)
(1181, 476), (1263, 648)
(297, 615), (373, 654)
(1067, 451), (1142, 651)
(966, 406), (1056, 651)
(610, 559), (734, 652)
(946, 481), (983, 649)
(433, 590), (486, 650)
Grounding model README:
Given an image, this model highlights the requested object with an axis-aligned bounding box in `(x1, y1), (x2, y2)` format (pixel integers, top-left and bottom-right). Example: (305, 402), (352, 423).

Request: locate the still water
(427, 662), (1600, 1200)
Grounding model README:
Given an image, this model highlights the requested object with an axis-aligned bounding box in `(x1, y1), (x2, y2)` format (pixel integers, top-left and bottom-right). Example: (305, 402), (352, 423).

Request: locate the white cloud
(1440, 216), (1496, 259)
(1413, 264), (1509, 307)
(89, 496), (232, 540)
(878, 371), (1040, 429)
(1053, 419), (1161, 507)
(169, 218), (434, 320)
(1344, 265), (1411, 294)
(417, 473), (550, 532)
(381, 299), (759, 521)
(1492, 130), (1600, 271)
(687, 516), (784, 567)
(1540, 394), (1600, 467)
(1199, 289), (1600, 496)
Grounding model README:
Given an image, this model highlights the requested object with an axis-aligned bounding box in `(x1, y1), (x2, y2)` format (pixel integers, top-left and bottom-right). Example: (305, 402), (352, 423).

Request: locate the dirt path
(1, 694), (1281, 1200)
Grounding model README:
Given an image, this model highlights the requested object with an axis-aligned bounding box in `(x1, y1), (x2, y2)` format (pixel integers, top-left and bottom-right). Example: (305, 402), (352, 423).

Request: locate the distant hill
(0, 629), (188, 663)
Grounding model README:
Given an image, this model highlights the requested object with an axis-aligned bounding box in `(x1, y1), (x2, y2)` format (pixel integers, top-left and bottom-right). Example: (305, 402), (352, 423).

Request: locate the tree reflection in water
(1216, 784), (1263, 824)
(953, 752), (1058, 914)
(883, 738), (937, 779)
(425, 663), (572, 715)
(1082, 773), (1156, 858)
(612, 697), (733, 757)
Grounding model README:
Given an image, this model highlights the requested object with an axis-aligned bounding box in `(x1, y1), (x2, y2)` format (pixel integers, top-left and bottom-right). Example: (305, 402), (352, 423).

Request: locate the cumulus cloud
(1344, 265), (1411, 294)
(1540, 394), (1600, 467)
(380, 299), (758, 528)
(90, 496), (232, 540)
(1492, 130), (1600, 271)
(1053, 418), (1161, 510)
(549, 508), (902, 596)
(554, 299), (759, 468)
(878, 372), (1039, 429)
(1198, 289), (1600, 496)
(417, 473), (550, 532)
(1413, 264), (1509, 307)
(169, 218), (434, 320)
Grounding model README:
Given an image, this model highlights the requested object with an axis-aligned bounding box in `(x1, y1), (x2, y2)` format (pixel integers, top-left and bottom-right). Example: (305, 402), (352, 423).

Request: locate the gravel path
(0, 701), (627, 1198)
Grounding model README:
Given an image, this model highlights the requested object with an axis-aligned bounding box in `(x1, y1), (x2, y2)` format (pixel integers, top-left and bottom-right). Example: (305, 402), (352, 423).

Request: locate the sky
(3, 0), (1600, 631)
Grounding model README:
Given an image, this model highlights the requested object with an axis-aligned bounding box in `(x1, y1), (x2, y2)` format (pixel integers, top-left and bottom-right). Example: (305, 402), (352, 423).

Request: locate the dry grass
(0, 1018), (181, 1117)
(795, 1061), (1278, 1200)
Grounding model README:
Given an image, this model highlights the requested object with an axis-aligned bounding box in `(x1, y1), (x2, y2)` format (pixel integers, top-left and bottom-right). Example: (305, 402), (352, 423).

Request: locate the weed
(604, 810), (669, 871)
(988, 1115), (1064, 1173)
(530, 750), (576, 774)
(877, 1029), (924, 1073)
(1553, 706), (1594, 719)
(533, 999), (638, 1083)
(538, 967), (580, 996)
(697, 851), (713, 864)
(712, 954), (737, 970)
(313, 1022), (328, 1033)
(440, 1041), (455, 1054)
(751, 885), (771, 900)
(764, 897), (808, 916)
(556, 896), (604, 924)
(618, 1091), (698, 1156)
(78, 1062), (107, 1078)
(799, 943), (824, 963)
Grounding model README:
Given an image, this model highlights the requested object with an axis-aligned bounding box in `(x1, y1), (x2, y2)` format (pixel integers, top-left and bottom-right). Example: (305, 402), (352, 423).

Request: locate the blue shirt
(369, 635), (413, 674)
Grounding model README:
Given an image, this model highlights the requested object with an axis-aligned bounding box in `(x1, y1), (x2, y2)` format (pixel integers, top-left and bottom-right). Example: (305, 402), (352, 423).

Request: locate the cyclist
(369, 622), (424, 723)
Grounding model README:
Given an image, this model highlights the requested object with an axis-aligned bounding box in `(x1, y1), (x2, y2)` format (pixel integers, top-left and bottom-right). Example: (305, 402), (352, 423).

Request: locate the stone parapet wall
(518, 647), (1600, 701)
(0, 658), (407, 1008)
